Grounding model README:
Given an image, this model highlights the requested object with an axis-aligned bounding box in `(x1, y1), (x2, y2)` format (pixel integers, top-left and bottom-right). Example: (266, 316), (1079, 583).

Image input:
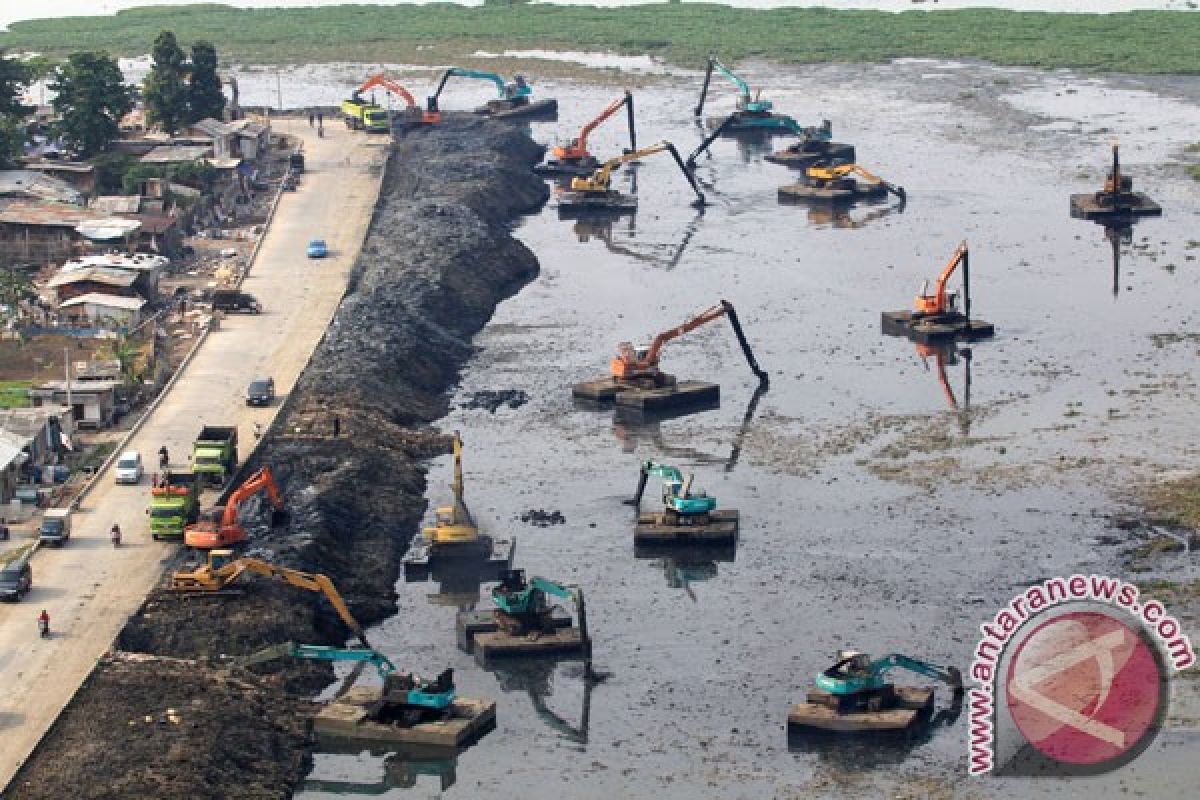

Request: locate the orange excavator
(914, 241), (970, 319)
(353, 73), (437, 125)
(538, 90), (636, 176)
(610, 300), (769, 388)
(184, 466), (285, 549)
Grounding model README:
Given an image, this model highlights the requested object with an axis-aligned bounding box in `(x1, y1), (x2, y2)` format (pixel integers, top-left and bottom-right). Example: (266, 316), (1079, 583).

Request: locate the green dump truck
(340, 97), (390, 132)
(149, 472), (200, 541)
(192, 425), (238, 486)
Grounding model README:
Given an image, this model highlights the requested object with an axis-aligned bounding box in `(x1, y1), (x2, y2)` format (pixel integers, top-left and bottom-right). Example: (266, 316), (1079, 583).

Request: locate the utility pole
(63, 346), (72, 419)
(276, 71), (283, 114)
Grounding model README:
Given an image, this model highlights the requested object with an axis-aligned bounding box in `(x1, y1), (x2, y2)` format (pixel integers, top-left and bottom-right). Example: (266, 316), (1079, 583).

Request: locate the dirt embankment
(4, 115), (548, 800)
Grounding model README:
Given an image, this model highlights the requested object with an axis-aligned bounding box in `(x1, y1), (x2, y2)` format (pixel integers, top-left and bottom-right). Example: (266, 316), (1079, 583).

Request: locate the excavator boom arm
(643, 303), (728, 366)
(530, 576), (576, 602)
(576, 91), (635, 155)
(236, 560), (371, 648)
(219, 466), (284, 529)
(694, 55), (751, 118)
(931, 242), (968, 310)
(356, 74), (417, 107)
(875, 654), (964, 690)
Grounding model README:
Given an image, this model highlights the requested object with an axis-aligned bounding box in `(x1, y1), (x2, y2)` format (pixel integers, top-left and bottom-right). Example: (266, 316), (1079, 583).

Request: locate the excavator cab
(208, 549), (237, 572)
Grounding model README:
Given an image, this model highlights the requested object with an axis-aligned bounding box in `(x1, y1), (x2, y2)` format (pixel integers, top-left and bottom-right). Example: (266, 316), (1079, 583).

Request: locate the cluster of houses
(1, 116), (271, 328)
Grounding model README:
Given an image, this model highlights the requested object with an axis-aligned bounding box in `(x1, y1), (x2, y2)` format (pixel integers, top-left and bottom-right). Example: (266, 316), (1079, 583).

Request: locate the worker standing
(0, 517), (9, 540)
(308, 112), (314, 127)
(37, 609), (50, 638)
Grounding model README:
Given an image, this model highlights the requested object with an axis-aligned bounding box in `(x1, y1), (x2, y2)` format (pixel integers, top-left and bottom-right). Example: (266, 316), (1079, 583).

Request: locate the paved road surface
(0, 123), (387, 788)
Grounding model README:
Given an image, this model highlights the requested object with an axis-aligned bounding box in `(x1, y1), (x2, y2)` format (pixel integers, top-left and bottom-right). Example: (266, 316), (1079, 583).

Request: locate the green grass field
(1, 4), (1197, 75)
(0, 380), (31, 409)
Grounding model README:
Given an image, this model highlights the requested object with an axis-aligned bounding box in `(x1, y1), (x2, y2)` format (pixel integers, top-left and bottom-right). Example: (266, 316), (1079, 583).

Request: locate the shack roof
(47, 267), (138, 289)
(0, 407), (62, 440)
(229, 119), (268, 138)
(189, 118), (237, 138)
(62, 253), (167, 273)
(0, 199), (96, 228)
(0, 170), (83, 204)
(0, 432), (24, 471)
(140, 145), (212, 164)
(34, 379), (121, 393)
(59, 293), (146, 312)
(90, 196), (142, 214)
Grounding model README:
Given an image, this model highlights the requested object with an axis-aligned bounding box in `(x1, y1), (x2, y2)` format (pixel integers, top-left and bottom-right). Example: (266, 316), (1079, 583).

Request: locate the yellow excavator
(170, 549), (371, 647)
(558, 141), (705, 213)
(421, 432), (478, 547)
(402, 431), (514, 578)
(803, 163), (905, 200)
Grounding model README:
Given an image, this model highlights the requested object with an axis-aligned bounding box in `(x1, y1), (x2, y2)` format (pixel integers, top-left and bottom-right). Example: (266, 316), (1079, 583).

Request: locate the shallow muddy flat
(300, 60), (1200, 799)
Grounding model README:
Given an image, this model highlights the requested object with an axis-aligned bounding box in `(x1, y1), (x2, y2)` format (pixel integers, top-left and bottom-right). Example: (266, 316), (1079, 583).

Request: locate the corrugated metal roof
(0, 199), (97, 227)
(90, 196), (142, 214)
(59, 293), (146, 311)
(62, 253), (167, 272)
(0, 170), (83, 205)
(0, 408), (60, 440)
(140, 145), (212, 164)
(47, 267), (138, 288)
(189, 118), (237, 138)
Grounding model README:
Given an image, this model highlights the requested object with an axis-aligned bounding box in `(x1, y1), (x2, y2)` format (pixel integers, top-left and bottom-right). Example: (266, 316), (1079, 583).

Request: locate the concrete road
(0, 124), (387, 788)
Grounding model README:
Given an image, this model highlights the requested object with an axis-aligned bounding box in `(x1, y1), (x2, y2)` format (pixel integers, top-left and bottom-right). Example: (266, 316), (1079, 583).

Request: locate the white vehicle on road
(114, 451), (144, 484)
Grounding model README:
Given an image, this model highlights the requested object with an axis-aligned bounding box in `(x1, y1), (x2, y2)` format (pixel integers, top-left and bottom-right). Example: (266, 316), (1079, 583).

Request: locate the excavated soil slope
(4, 115), (547, 800)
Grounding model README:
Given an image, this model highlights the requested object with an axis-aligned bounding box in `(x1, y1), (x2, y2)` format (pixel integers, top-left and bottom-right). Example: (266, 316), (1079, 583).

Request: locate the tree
(0, 51), (31, 167)
(49, 52), (133, 158)
(0, 268), (34, 319)
(143, 30), (188, 135)
(187, 41), (224, 124)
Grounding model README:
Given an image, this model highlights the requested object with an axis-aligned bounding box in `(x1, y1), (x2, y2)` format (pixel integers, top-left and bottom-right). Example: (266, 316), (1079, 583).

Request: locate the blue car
(306, 239), (328, 258)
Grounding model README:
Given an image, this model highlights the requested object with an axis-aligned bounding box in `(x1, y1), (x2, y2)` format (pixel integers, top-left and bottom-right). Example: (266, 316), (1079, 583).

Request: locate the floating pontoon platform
(788, 686), (935, 734)
(533, 157), (600, 178)
(476, 98), (558, 120)
(881, 310), (994, 344)
(705, 113), (797, 134)
(635, 510), (739, 545)
(556, 191), (638, 215)
(765, 142), (856, 168)
(316, 688), (496, 748)
(402, 535), (515, 581)
(455, 608), (574, 652)
(572, 377), (720, 412)
(1069, 191), (1162, 221)
(456, 610), (586, 664)
(778, 181), (889, 205)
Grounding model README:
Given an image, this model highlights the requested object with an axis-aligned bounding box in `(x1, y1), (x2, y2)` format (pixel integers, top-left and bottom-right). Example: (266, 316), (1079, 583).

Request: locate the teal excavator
(491, 568), (586, 637)
(694, 55), (821, 136)
(816, 651), (963, 713)
(628, 460), (718, 525)
(426, 67), (556, 119)
(229, 642), (457, 712)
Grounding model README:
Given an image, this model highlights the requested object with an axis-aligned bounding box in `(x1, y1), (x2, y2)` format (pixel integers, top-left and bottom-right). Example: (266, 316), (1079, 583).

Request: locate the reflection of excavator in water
(426, 67), (556, 119)
(170, 548), (372, 648)
(557, 141), (706, 214)
(693, 55), (815, 135)
(537, 90), (636, 176)
(610, 300), (769, 390)
(493, 660), (594, 746)
(915, 341), (973, 434)
(571, 211), (702, 271)
(804, 196), (906, 229)
(347, 73), (437, 128)
(184, 466), (285, 549)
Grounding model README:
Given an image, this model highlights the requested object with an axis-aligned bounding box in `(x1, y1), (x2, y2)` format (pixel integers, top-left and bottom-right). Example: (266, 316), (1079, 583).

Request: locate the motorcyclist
(38, 609), (50, 638)
(110, 523), (122, 547)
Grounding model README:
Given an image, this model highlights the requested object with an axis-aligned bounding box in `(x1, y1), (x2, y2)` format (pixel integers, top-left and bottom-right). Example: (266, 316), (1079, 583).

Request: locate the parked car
(306, 239), (328, 258)
(289, 152), (305, 173)
(211, 289), (261, 314)
(115, 450), (144, 484)
(246, 376), (276, 406)
(0, 559), (32, 601)
(39, 508), (72, 546)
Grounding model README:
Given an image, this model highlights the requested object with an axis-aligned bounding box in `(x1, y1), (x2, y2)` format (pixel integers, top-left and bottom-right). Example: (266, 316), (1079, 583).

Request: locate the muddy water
(299, 62), (1200, 798)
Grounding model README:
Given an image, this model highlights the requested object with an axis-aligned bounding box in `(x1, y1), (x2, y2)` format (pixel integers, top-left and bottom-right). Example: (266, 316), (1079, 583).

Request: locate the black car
(0, 559), (32, 601)
(246, 377), (275, 406)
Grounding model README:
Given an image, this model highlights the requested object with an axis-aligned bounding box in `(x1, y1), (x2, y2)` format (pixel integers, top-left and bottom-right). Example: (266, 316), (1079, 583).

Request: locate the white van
(115, 450), (144, 484)
(39, 508), (72, 546)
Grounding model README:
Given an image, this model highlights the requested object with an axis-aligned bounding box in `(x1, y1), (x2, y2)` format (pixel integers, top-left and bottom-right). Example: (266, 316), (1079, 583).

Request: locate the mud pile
(6, 115), (547, 799)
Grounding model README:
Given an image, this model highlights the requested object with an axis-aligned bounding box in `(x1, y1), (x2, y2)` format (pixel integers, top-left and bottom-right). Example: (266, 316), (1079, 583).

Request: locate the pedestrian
(0, 517), (9, 540)
(253, 422), (263, 440)
(308, 112), (314, 127)
(38, 609), (50, 638)
(317, 111), (323, 126)
(332, 415), (340, 438)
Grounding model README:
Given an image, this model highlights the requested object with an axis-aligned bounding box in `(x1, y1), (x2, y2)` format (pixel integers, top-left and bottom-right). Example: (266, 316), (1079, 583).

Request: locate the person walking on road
(308, 112), (314, 127)
(38, 609), (50, 638)
(0, 517), (9, 541)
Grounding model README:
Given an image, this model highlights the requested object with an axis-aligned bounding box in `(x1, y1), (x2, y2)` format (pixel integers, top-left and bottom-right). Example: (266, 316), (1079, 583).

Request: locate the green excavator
(628, 460), (718, 525)
(693, 55), (822, 136)
(815, 650), (963, 713)
(426, 67), (557, 119)
(490, 569), (585, 637)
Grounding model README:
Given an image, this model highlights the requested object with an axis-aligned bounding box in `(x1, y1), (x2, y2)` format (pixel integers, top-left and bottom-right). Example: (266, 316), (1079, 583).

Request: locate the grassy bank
(1, 3), (1198, 74)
